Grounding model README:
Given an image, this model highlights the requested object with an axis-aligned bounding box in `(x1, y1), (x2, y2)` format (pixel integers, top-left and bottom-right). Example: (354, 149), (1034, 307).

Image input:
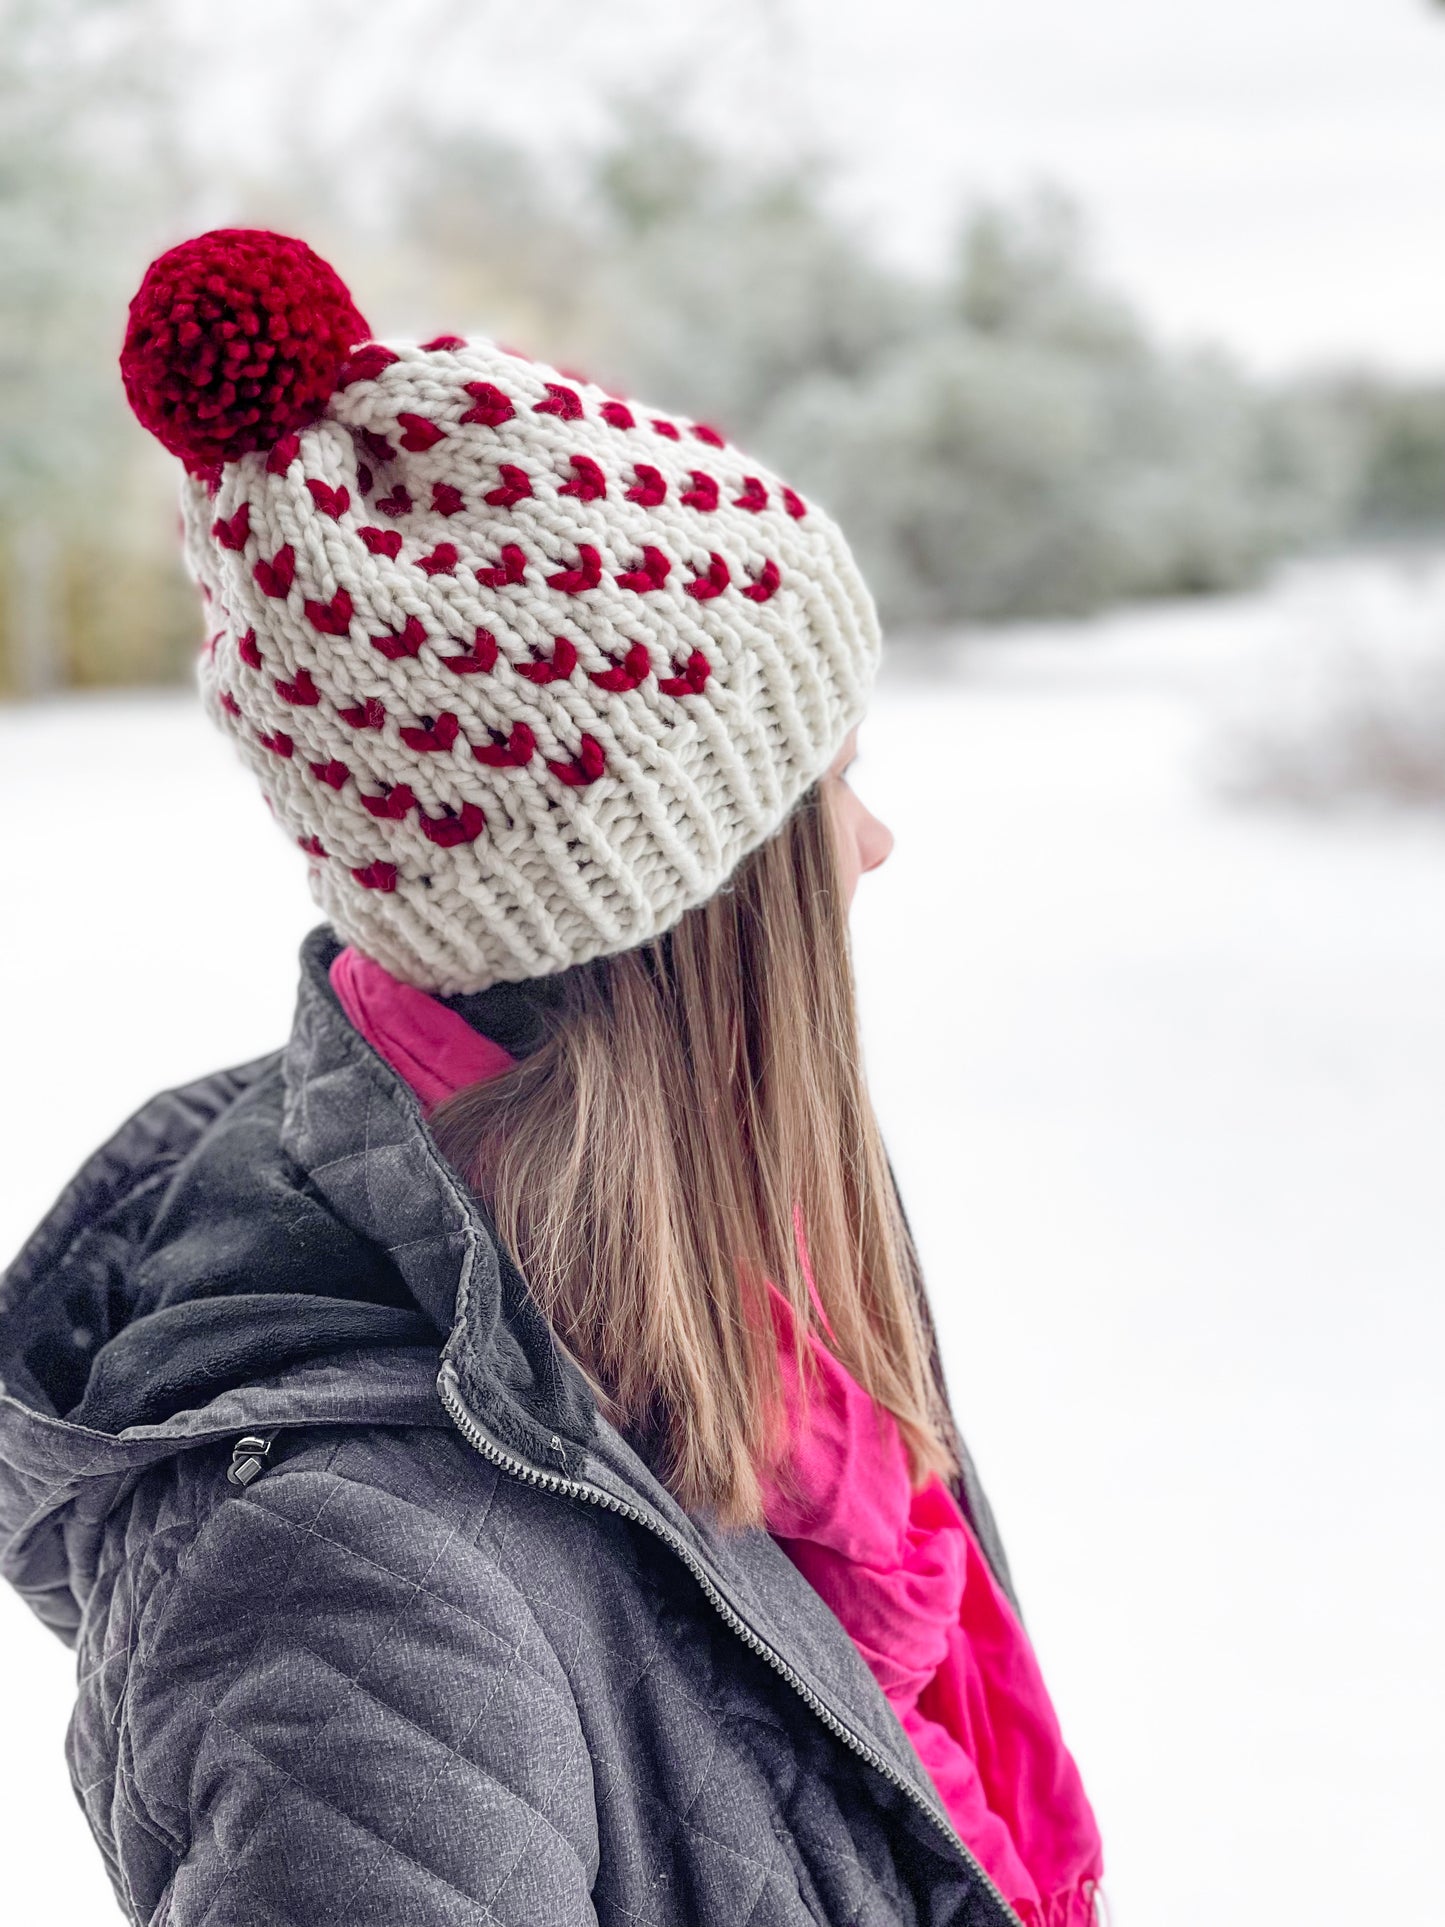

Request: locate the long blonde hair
(431, 779), (958, 1527)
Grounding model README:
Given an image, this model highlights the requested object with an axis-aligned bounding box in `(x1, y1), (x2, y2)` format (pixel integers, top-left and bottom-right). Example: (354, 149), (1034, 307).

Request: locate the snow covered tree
(579, 99), (930, 437)
(756, 187), (1348, 625)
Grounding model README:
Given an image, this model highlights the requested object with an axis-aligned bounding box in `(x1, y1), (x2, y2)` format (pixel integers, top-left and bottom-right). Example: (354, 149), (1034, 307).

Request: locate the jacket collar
(280, 926), (600, 1475)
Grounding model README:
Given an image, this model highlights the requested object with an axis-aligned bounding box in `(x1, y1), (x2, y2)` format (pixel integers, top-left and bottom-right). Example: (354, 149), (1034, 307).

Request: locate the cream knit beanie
(121, 229), (881, 994)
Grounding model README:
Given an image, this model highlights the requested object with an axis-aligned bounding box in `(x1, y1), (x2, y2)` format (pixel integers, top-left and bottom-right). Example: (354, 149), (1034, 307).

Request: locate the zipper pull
(226, 1433), (276, 1488)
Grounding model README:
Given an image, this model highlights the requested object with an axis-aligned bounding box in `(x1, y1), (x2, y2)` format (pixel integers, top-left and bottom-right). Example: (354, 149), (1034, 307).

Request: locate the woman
(0, 230), (1103, 1926)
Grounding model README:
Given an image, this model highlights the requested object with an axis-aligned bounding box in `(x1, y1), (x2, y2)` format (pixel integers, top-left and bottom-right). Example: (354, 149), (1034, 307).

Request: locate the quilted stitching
(70, 1429), (1003, 1926)
(199, 1726), (574, 1924)
(191, 1525), (463, 1924)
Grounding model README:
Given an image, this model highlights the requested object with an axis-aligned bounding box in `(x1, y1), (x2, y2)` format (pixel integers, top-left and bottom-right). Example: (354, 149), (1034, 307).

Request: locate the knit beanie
(120, 228), (882, 994)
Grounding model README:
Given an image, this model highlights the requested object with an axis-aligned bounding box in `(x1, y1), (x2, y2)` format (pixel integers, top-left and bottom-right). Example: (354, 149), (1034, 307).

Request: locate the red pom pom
(120, 229), (371, 472)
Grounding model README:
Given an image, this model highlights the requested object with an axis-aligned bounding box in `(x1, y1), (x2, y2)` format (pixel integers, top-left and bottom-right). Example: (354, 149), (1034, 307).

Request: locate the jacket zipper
(437, 1363), (1025, 1927)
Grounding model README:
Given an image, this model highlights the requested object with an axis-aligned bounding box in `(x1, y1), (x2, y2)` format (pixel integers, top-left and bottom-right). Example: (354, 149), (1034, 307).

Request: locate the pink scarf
(759, 1279), (1103, 1925)
(330, 946), (1104, 1925)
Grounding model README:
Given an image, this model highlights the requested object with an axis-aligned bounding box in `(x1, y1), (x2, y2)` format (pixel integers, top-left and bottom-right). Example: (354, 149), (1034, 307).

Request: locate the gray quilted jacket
(0, 926), (1026, 1926)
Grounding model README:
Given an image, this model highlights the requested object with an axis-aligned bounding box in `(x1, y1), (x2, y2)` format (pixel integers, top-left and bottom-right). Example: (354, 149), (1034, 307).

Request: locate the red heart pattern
(253, 546), (296, 598)
(361, 783), (416, 820)
(684, 553), (731, 601)
(400, 713), (461, 753)
(358, 428), (395, 467)
(546, 735), (606, 788)
(559, 455), (606, 502)
(441, 629), (499, 675)
(485, 466), (532, 508)
(475, 543), (527, 589)
(418, 802), (486, 847)
(616, 546), (672, 593)
(266, 433), (301, 475)
(625, 465), (667, 506)
(275, 668), (321, 706)
(461, 383), (515, 428)
(339, 345), (399, 387)
(306, 479), (350, 520)
(371, 615), (427, 661)
(590, 640), (651, 694)
(681, 472), (719, 512)
(305, 589), (354, 636)
(200, 348), (847, 921)
(545, 545), (602, 594)
(398, 413), (445, 453)
(472, 722), (536, 768)
(534, 383), (582, 420)
(741, 559), (781, 603)
(515, 636), (577, 685)
(658, 649), (711, 697)
(212, 504), (250, 550)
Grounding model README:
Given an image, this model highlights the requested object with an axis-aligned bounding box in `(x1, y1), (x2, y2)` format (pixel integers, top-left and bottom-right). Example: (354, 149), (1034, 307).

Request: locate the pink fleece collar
(330, 947), (516, 1109)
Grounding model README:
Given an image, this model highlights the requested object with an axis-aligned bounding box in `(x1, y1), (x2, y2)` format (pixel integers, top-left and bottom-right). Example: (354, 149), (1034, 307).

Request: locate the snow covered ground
(1, 554), (1442, 1924)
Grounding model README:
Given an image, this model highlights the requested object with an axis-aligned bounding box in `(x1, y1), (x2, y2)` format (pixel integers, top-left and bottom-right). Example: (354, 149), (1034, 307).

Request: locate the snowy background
(4, 0), (1445, 1911)
(2, 549), (1441, 1924)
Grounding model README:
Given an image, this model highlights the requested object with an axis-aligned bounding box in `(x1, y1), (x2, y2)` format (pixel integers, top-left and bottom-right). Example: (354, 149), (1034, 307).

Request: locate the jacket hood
(0, 924), (600, 1639)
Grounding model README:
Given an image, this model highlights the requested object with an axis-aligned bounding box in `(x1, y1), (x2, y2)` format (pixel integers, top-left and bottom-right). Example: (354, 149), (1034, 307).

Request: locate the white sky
(183, 0), (1445, 377)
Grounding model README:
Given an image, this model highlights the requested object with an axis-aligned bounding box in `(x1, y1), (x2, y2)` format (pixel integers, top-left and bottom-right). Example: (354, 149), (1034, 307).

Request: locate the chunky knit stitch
(122, 229), (882, 993)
